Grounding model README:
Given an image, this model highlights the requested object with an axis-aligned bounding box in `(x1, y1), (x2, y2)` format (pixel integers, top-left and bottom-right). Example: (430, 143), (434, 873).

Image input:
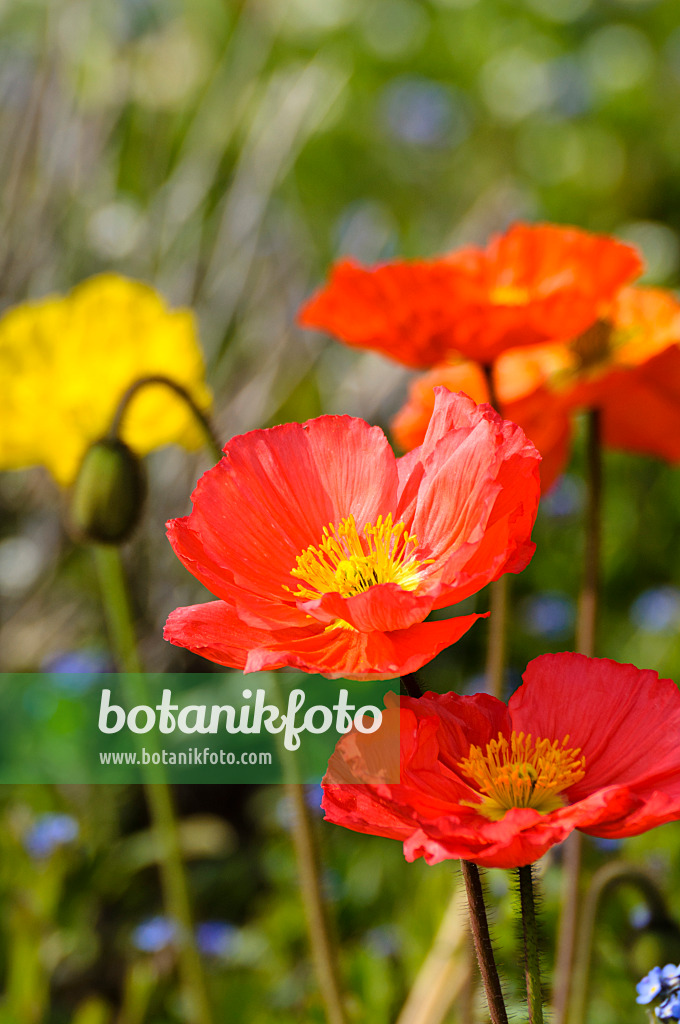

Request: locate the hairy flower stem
(285, 781), (349, 1024)
(553, 407), (602, 1024)
(460, 861), (509, 1024)
(109, 374), (224, 461)
(518, 865), (545, 1024)
(92, 544), (214, 1024)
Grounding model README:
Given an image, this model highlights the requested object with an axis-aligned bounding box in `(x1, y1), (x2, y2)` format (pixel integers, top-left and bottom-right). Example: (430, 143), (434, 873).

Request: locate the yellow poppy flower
(0, 274), (212, 486)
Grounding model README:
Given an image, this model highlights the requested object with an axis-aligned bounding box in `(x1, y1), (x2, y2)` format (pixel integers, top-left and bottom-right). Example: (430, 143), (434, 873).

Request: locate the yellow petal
(0, 274), (212, 486)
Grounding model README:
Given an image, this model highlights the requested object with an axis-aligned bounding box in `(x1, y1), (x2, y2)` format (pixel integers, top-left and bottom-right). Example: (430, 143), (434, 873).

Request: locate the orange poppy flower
(532, 285), (680, 465)
(164, 389), (541, 680)
(298, 223), (642, 367)
(586, 345), (680, 463)
(298, 258), (470, 370)
(392, 286), (680, 487)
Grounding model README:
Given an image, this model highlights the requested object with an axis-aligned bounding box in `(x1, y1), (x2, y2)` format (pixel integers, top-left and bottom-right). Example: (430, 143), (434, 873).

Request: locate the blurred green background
(2, 0), (680, 1020)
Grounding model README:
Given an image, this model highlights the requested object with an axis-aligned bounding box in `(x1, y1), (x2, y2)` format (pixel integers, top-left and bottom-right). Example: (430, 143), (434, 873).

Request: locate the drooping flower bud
(70, 438), (146, 544)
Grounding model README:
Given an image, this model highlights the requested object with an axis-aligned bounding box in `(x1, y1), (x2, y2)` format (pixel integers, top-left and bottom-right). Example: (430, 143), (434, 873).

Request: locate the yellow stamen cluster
(288, 513), (429, 602)
(458, 731), (586, 821)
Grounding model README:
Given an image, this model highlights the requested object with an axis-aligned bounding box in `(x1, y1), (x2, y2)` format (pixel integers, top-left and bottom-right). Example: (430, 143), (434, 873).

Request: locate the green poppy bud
(70, 439), (146, 544)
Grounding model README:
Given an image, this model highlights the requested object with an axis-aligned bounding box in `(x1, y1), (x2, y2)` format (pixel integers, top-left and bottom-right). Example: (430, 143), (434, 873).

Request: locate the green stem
(271, 676), (348, 1024)
(92, 544), (214, 1024)
(518, 865), (545, 1024)
(109, 374), (223, 462)
(93, 545), (142, 674)
(575, 408), (601, 660)
(460, 861), (509, 1024)
(485, 575), (508, 700)
(553, 407), (602, 1024)
(286, 782), (349, 1024)
(480, 362), (509, 702)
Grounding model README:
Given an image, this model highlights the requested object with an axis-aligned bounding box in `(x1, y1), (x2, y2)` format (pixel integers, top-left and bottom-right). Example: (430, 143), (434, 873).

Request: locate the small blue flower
(379, 76), (468, 148)
(656, 990), (680, 1020)
(630, 588), (680, 635)
(520, 592), (575, 639)
(662, 966), (680, 990)
(590, 836), (623, 853)
(25, 813), (79, 859)
(196, 921), (238, 958)
(638, 966), (664, 1004)
(365, 926), (401, 958)
(305, 784), (324, 813)
(43, 649), (111, 677)
(630, 904), (652, 930)
(132, 916), (176, 953)
(540, 475), (583, 518)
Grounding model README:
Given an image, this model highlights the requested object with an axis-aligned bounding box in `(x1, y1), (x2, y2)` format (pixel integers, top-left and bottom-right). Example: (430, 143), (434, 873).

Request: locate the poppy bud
(70, 438), (146, 544)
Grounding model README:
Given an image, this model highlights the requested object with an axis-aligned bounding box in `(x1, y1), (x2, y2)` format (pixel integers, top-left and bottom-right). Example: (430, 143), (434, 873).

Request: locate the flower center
(458, 731), (586, 821)
(571, 318), (613, 369)
(489, 284), (530, 307)
(287, 513), (430, 601)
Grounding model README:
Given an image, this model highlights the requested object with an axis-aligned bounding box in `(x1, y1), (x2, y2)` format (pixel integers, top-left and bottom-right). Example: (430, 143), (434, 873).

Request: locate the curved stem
(92, 545), (214, 1024)
(518, 865), (545, 1024)
(570, 862), (675, 1024)
(553, 407), (602, 1024)
(109, 374), (223, 462)
(460, 861), (509, 1024)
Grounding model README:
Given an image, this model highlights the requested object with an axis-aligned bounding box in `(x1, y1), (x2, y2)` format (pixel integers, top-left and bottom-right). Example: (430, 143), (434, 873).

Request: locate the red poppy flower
(322, 652), (680, 868)
(164, 389), (540, 680)
(298, 223), (642, 367)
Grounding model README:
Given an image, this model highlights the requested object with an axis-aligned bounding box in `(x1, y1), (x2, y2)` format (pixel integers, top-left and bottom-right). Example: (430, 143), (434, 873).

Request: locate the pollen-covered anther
(459, 731), (586, 821)
(287, 512), (431, 602)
